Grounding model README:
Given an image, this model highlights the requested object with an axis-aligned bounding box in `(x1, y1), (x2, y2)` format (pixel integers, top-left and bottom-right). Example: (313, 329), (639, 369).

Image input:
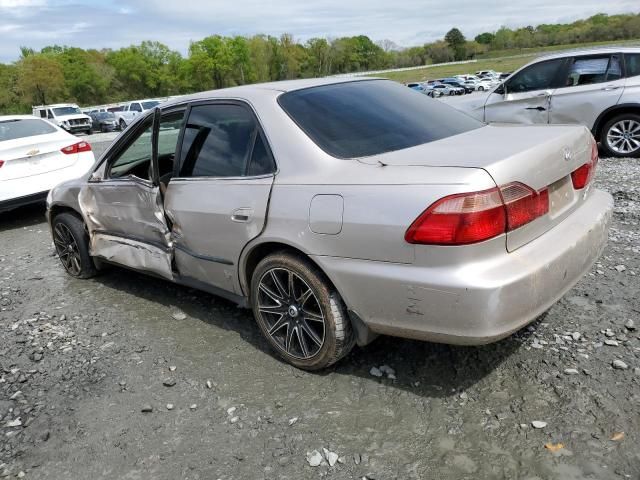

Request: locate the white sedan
(0, 115), (95, 213)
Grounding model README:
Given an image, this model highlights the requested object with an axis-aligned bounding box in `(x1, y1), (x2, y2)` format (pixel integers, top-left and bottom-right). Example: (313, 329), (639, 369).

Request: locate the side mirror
(494, 83), (505, 96)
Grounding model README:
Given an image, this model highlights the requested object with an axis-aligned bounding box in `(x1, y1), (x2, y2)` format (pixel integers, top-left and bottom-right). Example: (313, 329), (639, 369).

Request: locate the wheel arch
(240, 240), (344, 305)
(239, 239), (375, 347)
(48, 203), (84, 228)
(592, 103), (640, 140)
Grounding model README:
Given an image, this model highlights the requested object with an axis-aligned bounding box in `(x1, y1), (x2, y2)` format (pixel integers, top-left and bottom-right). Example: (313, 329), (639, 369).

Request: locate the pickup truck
(114, 99), (163, 130)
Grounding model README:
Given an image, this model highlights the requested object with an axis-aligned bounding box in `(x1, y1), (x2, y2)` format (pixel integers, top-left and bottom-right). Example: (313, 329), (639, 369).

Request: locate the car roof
(162, 77), (382, 108)
(537, 46), (640, 61)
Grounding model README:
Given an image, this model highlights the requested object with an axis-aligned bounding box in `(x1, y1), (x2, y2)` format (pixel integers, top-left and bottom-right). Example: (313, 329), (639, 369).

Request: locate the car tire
(119, 119), (127, 130)
(479, 86), (485, 91)
(600, 113), (640, 158)
(250, 252), (355, 370)
(448, 91), (454, 96)
(52, 212), (97, 279)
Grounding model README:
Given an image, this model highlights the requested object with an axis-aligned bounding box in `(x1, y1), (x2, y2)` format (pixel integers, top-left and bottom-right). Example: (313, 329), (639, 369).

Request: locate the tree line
(0, 12), (638, 113)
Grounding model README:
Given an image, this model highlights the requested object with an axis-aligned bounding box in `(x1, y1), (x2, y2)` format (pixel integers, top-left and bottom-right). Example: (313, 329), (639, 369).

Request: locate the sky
(0, 0), (638, 62)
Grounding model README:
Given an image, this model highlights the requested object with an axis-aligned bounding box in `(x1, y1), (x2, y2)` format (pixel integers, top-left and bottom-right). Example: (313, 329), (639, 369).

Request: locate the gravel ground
(0, 154), (638, 479)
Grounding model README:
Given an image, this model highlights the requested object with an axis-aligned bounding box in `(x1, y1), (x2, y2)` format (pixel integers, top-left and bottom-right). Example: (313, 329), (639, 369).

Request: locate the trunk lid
(358, 124), (595, 251)
(0, 133), (79, 180)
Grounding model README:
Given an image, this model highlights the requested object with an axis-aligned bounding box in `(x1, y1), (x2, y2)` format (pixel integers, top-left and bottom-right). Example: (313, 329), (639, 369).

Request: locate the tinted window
(506, 59), (564, 93)
(180, 104), (257, 177)
(564, 55), (621, 86)
(142, 101), (161, 110)
(625, 53), (640, 77)
(278, 80), (482, 158)
(247, 134), (274, 176)
(0, 118), (57, 141)
(130, 103), (142, 112)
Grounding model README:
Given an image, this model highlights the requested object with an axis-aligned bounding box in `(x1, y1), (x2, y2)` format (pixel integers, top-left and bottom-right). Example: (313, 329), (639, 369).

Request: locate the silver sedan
(46, 78), (613, 370)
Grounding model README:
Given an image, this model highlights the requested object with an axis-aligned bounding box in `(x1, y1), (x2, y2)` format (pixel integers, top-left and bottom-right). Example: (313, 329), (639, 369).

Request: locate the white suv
(32, 104), (92, 135)
(448, 48), (640, 157)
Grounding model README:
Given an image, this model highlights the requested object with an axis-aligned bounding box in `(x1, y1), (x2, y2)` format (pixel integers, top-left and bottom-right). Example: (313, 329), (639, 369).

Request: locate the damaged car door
(163, 102), (276, 295)
(484, 58), (565, 124)
(78, 108), (185, 279)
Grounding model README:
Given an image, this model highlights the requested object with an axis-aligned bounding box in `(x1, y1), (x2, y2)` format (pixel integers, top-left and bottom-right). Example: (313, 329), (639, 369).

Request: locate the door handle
(601, 85), (620, 91)
(525, 106), (546, 111)
(231, 208), (253, 222)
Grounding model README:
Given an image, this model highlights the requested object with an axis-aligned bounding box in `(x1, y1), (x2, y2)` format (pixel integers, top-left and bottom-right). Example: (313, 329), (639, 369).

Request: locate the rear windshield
(0, 119), (57, 141)
(278, 80), (483, 158)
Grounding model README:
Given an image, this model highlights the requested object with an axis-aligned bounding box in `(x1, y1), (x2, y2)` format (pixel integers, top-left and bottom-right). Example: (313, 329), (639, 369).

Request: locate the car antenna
(377, 160), (387, 167)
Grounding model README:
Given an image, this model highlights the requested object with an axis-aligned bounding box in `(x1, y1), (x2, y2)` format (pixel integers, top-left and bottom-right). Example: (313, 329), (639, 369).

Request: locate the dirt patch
(0, 158), (639, 479)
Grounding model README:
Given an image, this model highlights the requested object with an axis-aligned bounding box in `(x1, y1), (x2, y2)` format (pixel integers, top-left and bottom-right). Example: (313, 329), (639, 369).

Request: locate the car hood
(438, 92), (490, 113)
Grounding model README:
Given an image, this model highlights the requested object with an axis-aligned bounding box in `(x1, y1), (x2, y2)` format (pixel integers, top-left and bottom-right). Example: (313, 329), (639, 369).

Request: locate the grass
(370, 55), (536, 84)
(477, 38), (640, 59)
(371, 38), (640, 84)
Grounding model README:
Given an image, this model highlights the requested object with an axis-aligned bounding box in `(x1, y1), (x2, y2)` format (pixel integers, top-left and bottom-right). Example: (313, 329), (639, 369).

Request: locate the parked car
(47, 78), (612, 370)
(89, 112), (118, 132)
(0, 116), (95, 212)
(463, 79), (492, 91)
(432, 83), (464, 95)
(444, 48), (640, 157)
(499, 72), (512, 80)
(476, 70), (501, 79)
(32, 104), (92, 135)
(406, 82), (441, 97)
(114, 99), (163, 130)
(441, 78), (474, 93)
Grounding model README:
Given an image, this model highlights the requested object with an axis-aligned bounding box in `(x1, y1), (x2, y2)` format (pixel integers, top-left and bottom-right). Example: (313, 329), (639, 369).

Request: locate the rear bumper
(0, 154), (94, 208)
(0, 191), (48, 213)
(313, 189), (613, 345)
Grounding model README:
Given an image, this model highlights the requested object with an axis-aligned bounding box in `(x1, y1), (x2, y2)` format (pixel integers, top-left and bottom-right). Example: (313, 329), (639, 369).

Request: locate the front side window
(131, 103), (142, 112)
(625, 53), (640, 78)
(108, 111), (184, 179)
(278, 80), (482, 159)
(563, 55), (621, 86)
(179, 104), (274, 178)
(506, 59), (564, 93)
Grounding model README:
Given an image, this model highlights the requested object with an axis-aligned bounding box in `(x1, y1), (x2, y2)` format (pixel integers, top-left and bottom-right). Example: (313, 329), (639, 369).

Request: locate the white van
(32, 104), (92, 135)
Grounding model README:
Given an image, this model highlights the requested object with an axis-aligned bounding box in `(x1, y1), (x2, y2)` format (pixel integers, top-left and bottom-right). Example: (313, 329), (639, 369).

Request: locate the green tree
(427, 41), (454, 64)
(16, 54), (65, 105)
(444, 27), (466, 60)
(475, 32), (495, 45)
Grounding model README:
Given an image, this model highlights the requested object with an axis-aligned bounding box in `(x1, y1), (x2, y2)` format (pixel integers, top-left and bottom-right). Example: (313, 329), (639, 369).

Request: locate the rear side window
(564, 55), (621, 86)
(278, 80), (482, 159)
(179, 104), (274, 178)
(0, 119), (57, 141)
(625, 53), (640, 78)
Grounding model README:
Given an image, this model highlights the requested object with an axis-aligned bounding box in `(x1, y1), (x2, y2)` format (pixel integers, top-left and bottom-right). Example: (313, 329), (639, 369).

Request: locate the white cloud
(0, 0), (637, 61)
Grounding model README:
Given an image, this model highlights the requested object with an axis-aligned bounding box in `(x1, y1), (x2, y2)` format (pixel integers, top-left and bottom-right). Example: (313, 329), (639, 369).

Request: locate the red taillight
(61, 141), (92, 155)
(405, 187), (506, 245)
(571, 137), (598, 190)
(0, 160), (4, 169)
(405, 182), (549, 246)
(501, 182), (549, 231)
